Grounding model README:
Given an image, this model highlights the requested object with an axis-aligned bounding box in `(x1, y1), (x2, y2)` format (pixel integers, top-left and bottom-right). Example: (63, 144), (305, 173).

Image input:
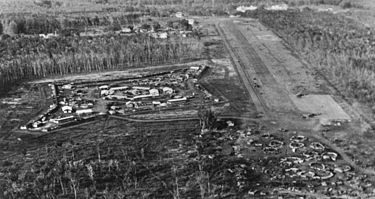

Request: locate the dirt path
(216, 23), (266, 117)
(217, 21), (299, 117)
(109, 115), (199, 123)
(109, 115), (260, 123)
(31, 60), (208, 84)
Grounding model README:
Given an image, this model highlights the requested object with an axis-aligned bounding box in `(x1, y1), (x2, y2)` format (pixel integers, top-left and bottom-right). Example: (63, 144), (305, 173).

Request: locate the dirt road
(217, 21), (299, 118)
(216, 18), (375, 179)
(216, 24), (266, 117)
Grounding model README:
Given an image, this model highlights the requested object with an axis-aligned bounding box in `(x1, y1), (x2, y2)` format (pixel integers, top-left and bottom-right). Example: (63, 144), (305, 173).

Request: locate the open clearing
(215, 17), (375, 197)
(292, 95), (351, 124)
(2, 9), (375, 198)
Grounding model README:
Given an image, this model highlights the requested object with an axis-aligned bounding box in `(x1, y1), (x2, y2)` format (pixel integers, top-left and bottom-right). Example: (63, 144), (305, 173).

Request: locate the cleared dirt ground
(2, 15), (375, 198)
(215, 17), (375, 197)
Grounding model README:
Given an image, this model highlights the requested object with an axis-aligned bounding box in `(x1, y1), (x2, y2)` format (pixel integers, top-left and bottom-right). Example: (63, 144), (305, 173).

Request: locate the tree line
(0, 13), (142, 35)
(0, 34), (202, 95)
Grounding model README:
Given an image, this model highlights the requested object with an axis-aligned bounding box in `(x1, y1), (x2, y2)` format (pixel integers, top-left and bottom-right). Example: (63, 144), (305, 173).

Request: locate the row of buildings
(21, 65), (215, 132)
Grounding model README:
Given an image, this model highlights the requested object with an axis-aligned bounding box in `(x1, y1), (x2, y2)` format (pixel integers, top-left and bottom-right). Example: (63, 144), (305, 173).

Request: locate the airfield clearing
(2, 8), (375, 198)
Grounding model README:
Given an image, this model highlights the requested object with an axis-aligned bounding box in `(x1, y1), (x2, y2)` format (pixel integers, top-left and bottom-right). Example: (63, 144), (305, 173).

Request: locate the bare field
(215, 17), (375, 197)
(0, 85), (48, 140)
(292, 95), (351, 124)
(2, 5), (375, 197)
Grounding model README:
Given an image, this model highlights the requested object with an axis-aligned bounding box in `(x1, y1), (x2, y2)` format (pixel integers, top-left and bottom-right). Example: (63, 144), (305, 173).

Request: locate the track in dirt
(216, 23), (266, 117)
(217, 20), (298, 117)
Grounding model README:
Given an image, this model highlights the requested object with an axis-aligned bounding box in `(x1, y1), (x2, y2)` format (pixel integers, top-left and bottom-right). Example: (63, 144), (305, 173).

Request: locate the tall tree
(7, 20), (18, 35)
